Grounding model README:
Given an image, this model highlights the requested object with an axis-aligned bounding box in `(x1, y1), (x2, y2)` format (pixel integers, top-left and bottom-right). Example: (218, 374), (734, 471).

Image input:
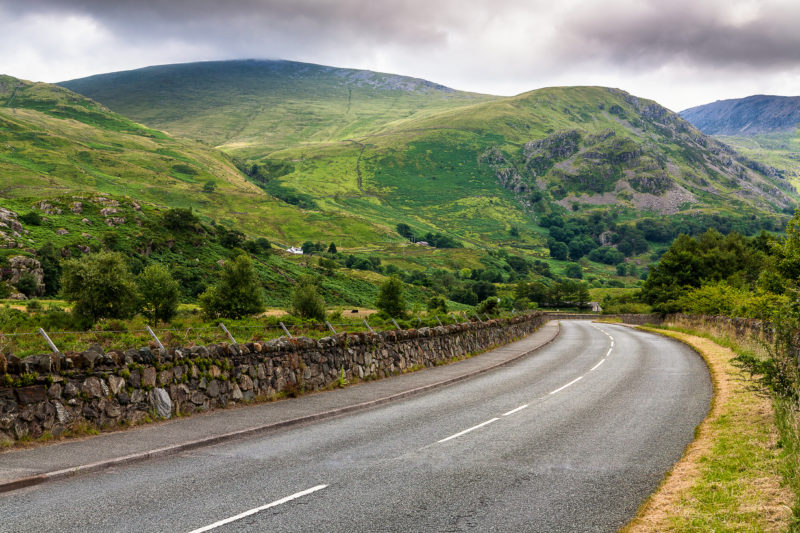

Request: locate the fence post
(219, 322), (237, 345)
(363, 318), (374, 333)
(391, 318), (401, 330)
(435, 315), (443, 326)
(146, 325), (166, 354)
(38, 327), (61, 355)
(279, 322), (294, 339)
(484, 313), (491, 321)
(450, 313), (460, 324)
(474, 313), (483, 323)
(325, 321), (337, 334)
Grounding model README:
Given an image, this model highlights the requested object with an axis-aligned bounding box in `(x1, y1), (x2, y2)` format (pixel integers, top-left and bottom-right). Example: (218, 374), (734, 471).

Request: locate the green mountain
(60, 60), (496, 157)
(57, 62), (797, 284)
(0, 74), (389, 246)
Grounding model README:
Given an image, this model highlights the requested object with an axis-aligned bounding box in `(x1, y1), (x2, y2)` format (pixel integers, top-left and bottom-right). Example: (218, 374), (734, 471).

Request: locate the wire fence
(0, 311), (503, 359)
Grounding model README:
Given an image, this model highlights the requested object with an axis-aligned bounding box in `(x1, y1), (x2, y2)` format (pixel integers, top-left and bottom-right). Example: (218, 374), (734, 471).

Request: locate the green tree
(36, 242), (62, 296)
(396, 223), (414, 240)
(137, 264), (180, 324)
(162, 208), (199, 231)
(290, 275), (326, 320)
(199, 255), (265, 319)
(376, 276), (406, 318)
(202, 180), (216, 193)
(327, 242), (337, 254)
(565, 263), (583, 279)
(427, 294), (448, 314)
(61, 251), (138, 326)
(15, 273), (39, 298)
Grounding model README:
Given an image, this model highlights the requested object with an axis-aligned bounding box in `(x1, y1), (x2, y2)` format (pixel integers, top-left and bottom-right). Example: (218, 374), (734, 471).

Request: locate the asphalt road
(0, 321), (711, 533)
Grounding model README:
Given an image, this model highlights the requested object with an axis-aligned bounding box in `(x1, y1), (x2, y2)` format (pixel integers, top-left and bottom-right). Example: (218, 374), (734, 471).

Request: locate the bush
(427, 295), (448, 314)
(199, 255), (265, 319)
(137, 264), (180, 324)
(564, 263), (583, 279)
(19, 212), (42, 226)
(290, 276), (326, 321)
(15, 273), (40, 297)
(477, 297), (500, 316)
(60, 251), (138, 326)
(376, 276), (406, 318)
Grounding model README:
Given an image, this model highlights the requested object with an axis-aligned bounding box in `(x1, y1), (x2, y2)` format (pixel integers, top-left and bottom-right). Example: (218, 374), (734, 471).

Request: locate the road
(0, 321), (711, 532)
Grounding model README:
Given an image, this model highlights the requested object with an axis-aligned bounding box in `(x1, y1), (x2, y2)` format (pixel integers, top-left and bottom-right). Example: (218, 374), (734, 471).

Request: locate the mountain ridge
(681, 94), (800, 135)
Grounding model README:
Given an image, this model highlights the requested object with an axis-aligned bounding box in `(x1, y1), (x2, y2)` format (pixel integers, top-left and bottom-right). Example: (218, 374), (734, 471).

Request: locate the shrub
(137, 264), (180, 324)
(15, 273), (40, 298)
(60, 251), (138, 326)
(19, 212), (42, 226)
(427, 295), (448, 314)
(376, 276), (406, 318)
(290, 276), (326, 321)
(199, 255), (265, 319)
(477, 297), (500, 316)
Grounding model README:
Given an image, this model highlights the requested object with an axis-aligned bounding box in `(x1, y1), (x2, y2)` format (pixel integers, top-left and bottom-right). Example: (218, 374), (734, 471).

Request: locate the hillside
(59, 62), (797, 281)
(263, 86), (794, 254)
(681, 95), (800, 135)
(0, 74), (390, 246)
(60, 60), (497, 157)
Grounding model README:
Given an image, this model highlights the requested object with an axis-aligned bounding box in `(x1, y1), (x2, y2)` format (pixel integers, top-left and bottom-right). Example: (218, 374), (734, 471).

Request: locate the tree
(396, 223), (414, 240)
(427, 294), (448, 314)
(36, 242), (62, 296)
(290, 275), (326, 320)
(15, 273), (39, 298)
(162, 208), (198, 232)
(376, 276), (406, 318)
(60, 251), (138, 326)
(548, 240), (569, 260)
(137, 264), (180, 324)
(202, 180), (216, 193)
(327, 242), (337, 254)
(199, 255), (265, 319)
(565, 263), (583, 279)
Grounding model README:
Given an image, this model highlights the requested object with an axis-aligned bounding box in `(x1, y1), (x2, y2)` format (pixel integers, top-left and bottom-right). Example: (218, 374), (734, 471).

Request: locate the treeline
(396, 223), (462, 248)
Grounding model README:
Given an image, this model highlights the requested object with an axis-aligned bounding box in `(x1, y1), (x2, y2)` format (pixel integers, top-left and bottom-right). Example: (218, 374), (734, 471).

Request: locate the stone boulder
(3, 255), (44, 295)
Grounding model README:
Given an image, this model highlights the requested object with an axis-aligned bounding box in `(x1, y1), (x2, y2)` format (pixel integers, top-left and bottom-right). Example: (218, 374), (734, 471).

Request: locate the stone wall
(0, 313), (548, 444)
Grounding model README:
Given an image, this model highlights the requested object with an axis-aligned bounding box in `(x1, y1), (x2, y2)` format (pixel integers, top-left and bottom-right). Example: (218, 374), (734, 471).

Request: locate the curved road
(0, 321), (711, 532)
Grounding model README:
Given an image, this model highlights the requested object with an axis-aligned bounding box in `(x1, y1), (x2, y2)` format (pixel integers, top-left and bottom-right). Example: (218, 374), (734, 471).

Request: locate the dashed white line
(549, 376), (583, 395)
(502, 404), (529, 416)
(186, 484), (328, 533)
(438, 418), (500, 443)
(590, 358), (606, 371)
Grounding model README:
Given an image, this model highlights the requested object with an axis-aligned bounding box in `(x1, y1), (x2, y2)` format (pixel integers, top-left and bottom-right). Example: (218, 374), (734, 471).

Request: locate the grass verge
(622, 327), (794, 532)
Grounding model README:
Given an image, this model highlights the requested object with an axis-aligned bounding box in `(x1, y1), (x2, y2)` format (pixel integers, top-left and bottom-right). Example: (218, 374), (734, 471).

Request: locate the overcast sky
(2, 0), (799, 111)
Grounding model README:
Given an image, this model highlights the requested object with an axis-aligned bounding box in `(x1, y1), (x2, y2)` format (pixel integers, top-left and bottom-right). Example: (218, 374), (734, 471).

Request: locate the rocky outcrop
(1, 256), (44, 296)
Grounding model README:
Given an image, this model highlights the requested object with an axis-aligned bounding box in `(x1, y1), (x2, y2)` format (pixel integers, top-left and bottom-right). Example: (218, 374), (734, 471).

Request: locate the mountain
(0, 74), (389, 246)
(60, 59), (496, 157)
(58, 62), (796, 278)
(681, 95), (800, 135)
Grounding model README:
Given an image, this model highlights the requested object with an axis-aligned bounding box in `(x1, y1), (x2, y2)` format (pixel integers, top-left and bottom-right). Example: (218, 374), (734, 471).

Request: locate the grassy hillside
(0, 74), (391, 247)
(60, 60), (497, 157)
(715, 131), (800, 191)
(59, 63), (796, 282)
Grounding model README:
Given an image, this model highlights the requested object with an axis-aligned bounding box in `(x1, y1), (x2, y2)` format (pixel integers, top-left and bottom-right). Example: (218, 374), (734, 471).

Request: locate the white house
(286, 246), (304, 255)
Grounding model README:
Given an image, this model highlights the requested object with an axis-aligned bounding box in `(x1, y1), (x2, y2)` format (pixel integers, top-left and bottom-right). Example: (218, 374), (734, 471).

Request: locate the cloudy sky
(2, 0), (799, 111)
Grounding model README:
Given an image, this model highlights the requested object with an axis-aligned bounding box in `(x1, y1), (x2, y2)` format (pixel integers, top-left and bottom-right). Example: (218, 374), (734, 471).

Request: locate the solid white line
(186, 485), (328, 533)
(606, 348), (612, 357)
(438, 418), (500, 443)
(590, 358), (606, 371)
(502, 404), (529, 416)
(549, 376), (583, 395)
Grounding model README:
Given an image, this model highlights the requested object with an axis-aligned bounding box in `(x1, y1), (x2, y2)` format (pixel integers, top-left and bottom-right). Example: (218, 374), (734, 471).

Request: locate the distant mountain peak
(680, 95), (800, 135)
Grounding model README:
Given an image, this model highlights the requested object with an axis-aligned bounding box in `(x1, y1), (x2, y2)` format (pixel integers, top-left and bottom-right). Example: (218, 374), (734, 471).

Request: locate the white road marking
(549, 376), (583, 395)
(186, 484), (328, 533)
(590, 358), (606, 371)
(606, 348), (613, 357)
(502, 404), (529, 416)
(438, 418), (500, 443)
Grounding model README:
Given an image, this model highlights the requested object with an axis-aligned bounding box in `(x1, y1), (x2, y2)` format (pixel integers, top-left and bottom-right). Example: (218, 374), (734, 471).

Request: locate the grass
(623, 327), (794, 532)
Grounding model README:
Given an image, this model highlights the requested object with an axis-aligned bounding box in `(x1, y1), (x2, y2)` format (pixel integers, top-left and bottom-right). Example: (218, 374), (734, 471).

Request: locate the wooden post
(435, 315), (443, 326)
(391, 318), (401, 330)
(38, 327), (60, 354)
(219, 322), (237, 345)
(326, 321), (337, 334)
(279, 322), (293, 339)
(146, 325), (166, 353)
(363, 318), (374, 332)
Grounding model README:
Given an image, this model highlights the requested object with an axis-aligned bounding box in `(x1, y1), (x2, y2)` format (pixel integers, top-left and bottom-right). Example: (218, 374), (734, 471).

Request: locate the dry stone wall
(0, 313), (547, 444)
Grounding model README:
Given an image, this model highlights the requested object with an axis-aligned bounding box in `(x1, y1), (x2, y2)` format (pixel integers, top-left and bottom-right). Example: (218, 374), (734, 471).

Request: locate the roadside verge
(622, 327), (793, 532)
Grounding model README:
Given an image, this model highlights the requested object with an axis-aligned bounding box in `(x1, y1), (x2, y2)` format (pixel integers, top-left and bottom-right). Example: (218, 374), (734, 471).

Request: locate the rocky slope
(681, 95), (800, 135)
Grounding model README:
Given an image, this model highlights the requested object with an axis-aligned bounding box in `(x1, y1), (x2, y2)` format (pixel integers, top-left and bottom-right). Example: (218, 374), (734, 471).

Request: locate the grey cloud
(558, 0), (800, 71)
